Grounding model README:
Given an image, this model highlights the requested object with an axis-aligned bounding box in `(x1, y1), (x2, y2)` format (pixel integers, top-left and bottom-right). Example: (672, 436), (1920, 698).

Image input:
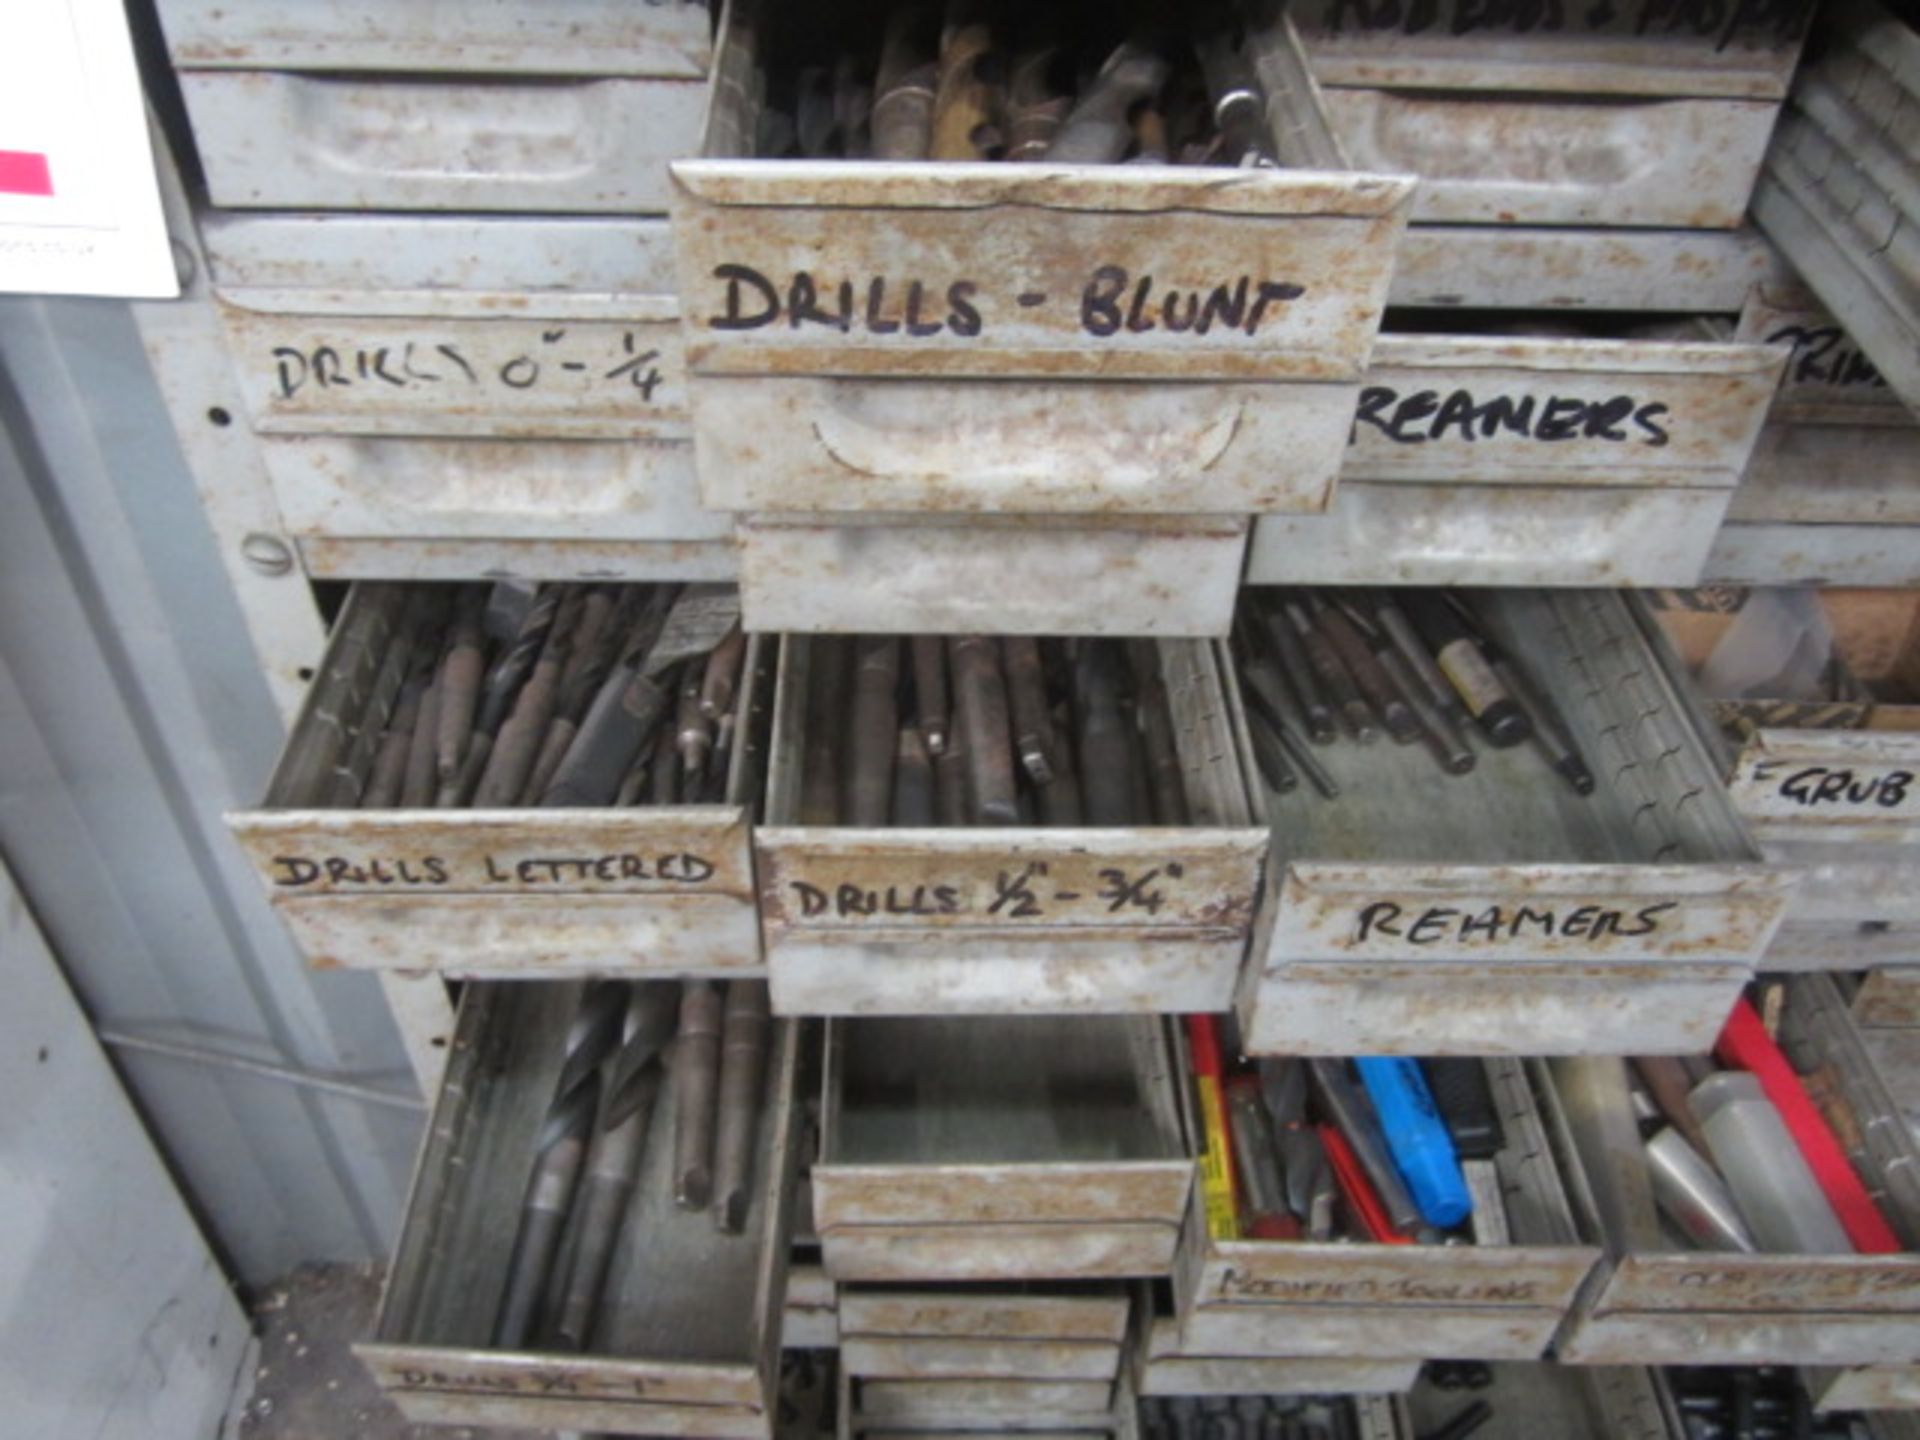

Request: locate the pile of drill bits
(1232, 588), (1597, 801)
(494, 978), (771, 1353)
(797, 634), (1191, 827)
(332, 581), (748, 811)
(760, 0), (1279, 168)
(1139, 1393), (1365, 1440)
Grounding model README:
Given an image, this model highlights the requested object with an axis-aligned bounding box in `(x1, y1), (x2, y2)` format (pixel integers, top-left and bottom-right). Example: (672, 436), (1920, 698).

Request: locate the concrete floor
(232, 1263), (546, 1440)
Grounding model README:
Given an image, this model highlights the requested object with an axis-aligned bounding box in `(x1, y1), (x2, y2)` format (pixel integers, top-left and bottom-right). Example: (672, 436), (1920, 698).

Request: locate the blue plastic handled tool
(1354, 1056), (1473, 1230)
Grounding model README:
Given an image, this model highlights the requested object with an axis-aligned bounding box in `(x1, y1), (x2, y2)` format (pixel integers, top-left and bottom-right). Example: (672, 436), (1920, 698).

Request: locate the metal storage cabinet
(1234, 590), (1792, 1057)
(758, 635), (1267, 1017)
(362, 982), (802, 1436)
(226, 586), (773, 978)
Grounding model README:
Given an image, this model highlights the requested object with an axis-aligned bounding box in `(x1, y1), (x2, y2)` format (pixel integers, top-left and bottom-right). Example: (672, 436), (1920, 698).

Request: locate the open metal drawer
(361, 981), (801, 1436)
(812, 1015), (1194, 1285)
(758, 634), (1266, 1017)
(1236, 590), (1791, 1056)
(225, 584), (771, 977)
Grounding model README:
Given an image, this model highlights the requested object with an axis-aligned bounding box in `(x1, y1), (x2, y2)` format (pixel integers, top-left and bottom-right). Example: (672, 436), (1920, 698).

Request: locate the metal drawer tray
(1290, 0), (1811, 99)
(813, 1016), (1193, 1284)
(225, 584), (769, 978)
(1737, 285), (1917, 429)
(1237, 591), (1790, 1056)
(1552, 975), (1920, 1367)
(1131, 1284), (1419, 1397)
(1650, 586), (1920, 963)
(838, 1287), (1127, 1384)
(361, 982), (800, 1436)
(1703, 523), (1920, 589)
(759, 635), (1264, 1017)
(1173, 1057), (1600, 1362)
(734, 514), (1248, 638)
(157, 0), (712, 77)
(181, 70), (705, 214)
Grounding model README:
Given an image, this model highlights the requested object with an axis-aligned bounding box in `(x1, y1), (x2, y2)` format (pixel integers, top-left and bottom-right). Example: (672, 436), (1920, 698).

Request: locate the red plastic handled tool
(1321, 1122), (1411, 1245)
(1716, 998), (1901, 1254)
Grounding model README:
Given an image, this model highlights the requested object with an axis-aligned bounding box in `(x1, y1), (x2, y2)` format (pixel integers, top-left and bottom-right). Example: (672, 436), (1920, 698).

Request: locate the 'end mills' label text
(702, 265), (1307, 342)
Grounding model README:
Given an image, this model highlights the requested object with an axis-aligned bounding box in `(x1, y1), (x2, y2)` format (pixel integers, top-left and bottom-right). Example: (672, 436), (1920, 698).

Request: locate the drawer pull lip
(812, 399), (1243, 484)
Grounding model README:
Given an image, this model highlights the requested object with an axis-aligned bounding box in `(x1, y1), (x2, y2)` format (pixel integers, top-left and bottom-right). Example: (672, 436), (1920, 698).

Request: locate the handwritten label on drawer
(1197, 1244), (1594, 1312)
(672, 165), (1413, 381)
(1608, 1255), (1920, 1314)
(1735, 292), (1911, 424)
(1731, 734), (1920, 828)
(218, 307), (685, 438)
(1345, 337), (1783, 483)
(758, 829), (1265, 934)
(232, 811), (752, 897)
(1268, 862), (1788, 964)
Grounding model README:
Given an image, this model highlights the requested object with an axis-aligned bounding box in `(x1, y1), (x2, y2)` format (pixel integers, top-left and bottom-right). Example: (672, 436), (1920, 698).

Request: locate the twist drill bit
(648, 708), (682, 807)
(847, 636), (902, 826)
(872, 4), (938, 160)
(476, 589), (583, 808)
(711, 981), (772, 1234)
(362, 669), (428, 810)
(673, 981), (723, 1209)
(1037, 696), (1085, 826)
(699, 622), (748, 722)
(676, 673), (713, 778)
(526, 586), (637, 803)
(1006, 45), (1070, 160)
(1129, 642), (1189, 825)
(1047, 42), (1169, 164)
(1002, 635), (1056, 785)
(401, 680), (441, 808)
(911, 636), (950, 757)
(1074, 640), (1135, 825)
(1195, 29), (1278, 167)
(435, 586), (487, 785)
(930, 5), (999, 160)
(934, 714), (969, 825)
(478, 585), (562, 740)
(951, 634), (1018, 823)
(494, 982), (629, 1348)
(551, 983), (679, 1350)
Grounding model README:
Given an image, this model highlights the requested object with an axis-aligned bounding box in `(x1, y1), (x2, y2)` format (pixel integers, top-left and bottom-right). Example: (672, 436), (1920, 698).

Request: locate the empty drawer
(758, 633), (1266, 1017)
(360, 981), (801, 1436)
(227, 582), (769, 977)
(813, 1015), (1194, 1284)
(1235, 589), (1790, 1055)
(1552, 975), (1920, 1367)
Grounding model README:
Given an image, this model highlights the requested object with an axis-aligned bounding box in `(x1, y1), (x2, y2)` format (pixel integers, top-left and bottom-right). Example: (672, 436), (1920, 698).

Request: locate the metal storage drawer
(1552, 975), (1920, 1367)
(1289, 0), (1812, 99)
(668, 0), (1413, 523)
(226, 584), (770, 977)
(1131, 1286), (1418, 1397)
(1237, 591), (1790, 1056)
(1251, 325), (1784, 587)
(1651, 587), (1920, 967)
(1319, 90), (1777, 228)
(157, 0), (713, 77)
(1736, 285), (1916, 428)
(1173, 1058), (1600, 1360)
(758, 635), (1265, 1017)
(1703, 524), (1920, 588)
(1810, 1365), (1920, 1412)
(812, 1016), (1193, 1284)
(783, 1264), (837, 1349)
(735, 514), (1247, 638)
(838, 1288), (1128, 1383)
(361, 982), (801, 1436)
(181, 71), (706, 213)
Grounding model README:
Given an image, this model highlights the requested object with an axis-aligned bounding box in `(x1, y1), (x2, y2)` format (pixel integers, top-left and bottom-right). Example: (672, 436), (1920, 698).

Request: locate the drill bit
(1006, 44), (1070, 160)
(1129, 642), (1188, 825)
(550, 983), (678, 1350)
(1285, 596), (1377, 743)
(847, 635), (902, 826)
(892, 724), (936, 826)
(361, 668), (428, 809)
(951, 634), (1018, 823)
(1002, 635), (1056, 785)
(1254, 594), (1338, 744)
(435, 586), (487, 785)
(673, 981), (723, 1209)
(930, 4), (999, 160)
(872, 4), (938, 160)
(475, 588), (583, 808)
(711, 981), (771, 1234)
(1048, 41), (1170, 164)
(494, 981), (629, 1348)
(801, 636), (850, 825)
(477, 585), (562, 740)
(911, 635), (950, 756)
(401, 680), (441, 808)
(1074, 640), (1135, 824)
(699, 621), (748, 721)
(1315, 598), (1421, 745)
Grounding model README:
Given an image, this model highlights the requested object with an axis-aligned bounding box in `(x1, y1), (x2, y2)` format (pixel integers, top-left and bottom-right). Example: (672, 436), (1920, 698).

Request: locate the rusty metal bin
(198, 212), (732, 583)
(838, 1286), (1130, 1386)
(1550, 975), (1920, 1370)
(813, 1015), (1194, 1284)
(1236, 589), (1792, 1057)
(1131, 1283), (1418, 1398)
(1649, 586), (1920, 970)
(226, 584), (771, 978)
(669, 0), (1413, 540)
(1172, 1057), (1601, 1362)
(757, 634), (1266, 1017)
(360, 982), (801, 1437)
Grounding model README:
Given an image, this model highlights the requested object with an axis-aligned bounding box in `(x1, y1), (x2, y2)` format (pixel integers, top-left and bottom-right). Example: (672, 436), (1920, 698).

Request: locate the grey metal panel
(0, 296), (421, 1283)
